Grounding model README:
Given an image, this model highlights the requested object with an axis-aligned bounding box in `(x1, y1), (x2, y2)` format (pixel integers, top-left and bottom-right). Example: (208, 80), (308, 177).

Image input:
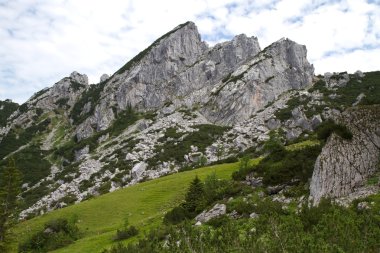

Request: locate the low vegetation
(232, 136), (322, 186)
(0, 99), (19, 127)
(149, 124), (229, 166)
(18, 218), (80, 252)
(316, 119), (353, 141)
(106, 198), (380, 253)
(14, 162), (238, 253)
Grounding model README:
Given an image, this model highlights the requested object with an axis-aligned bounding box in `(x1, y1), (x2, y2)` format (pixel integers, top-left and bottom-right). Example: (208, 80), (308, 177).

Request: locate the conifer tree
(0, 158), (22, 252)
(182, 176), (205, 214)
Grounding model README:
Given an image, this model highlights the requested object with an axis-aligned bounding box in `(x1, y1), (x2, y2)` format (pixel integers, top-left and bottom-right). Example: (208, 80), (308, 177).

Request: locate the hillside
(13, 161), (242, 253)
(0, 20), (379, 253)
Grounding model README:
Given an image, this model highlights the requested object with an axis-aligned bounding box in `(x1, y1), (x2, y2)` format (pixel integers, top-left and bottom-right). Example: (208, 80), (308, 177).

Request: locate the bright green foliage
(18, 218), (80, 253)
(0, 159), (22, 252)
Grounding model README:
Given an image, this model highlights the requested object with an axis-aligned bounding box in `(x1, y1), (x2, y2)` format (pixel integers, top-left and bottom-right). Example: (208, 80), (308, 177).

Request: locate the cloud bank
(0, 0), (379, 103)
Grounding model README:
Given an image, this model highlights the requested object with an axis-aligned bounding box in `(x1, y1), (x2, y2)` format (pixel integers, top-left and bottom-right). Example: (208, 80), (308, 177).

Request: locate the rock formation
(310, 105), (380, 205)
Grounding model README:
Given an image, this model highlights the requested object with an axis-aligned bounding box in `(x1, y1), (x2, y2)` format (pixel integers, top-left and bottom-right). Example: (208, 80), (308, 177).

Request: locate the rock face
(204, 38), (314, 124)
(73, 22), (312, 139)
(310, 105), (380, 205)
(195, 203), (226, 223)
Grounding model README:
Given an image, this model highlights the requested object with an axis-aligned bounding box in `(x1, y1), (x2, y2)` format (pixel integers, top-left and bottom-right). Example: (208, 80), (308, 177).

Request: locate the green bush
(114, 226), (139, 241)
(205, 215), (230, 228)
(258, 144), (322, 185)
(234, 140), (321, 186)
(227, 197), (255, 215)
(316, 119), (353, 141)
(163, 206), (189, 225)
(18, 218), (80, 252)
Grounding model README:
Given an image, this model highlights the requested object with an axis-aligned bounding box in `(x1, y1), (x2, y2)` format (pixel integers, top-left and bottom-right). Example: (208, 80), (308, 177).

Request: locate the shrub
(98, 181), (112, 195)
(205, 215), (230, 228)
(163, 206), (189, 225)
(114, 226), (139, 241)
(227, 197), (255, 215)
(182, 176), (206, 215)
(316, 119), (353, 141)
(18, 218), (80, 252)
(258, 144), (322, 185)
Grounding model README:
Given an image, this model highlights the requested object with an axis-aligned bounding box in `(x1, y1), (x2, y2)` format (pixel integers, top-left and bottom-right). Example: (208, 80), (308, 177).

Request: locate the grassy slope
(13, 139), (314, 253)
(13, 162), (245, 253)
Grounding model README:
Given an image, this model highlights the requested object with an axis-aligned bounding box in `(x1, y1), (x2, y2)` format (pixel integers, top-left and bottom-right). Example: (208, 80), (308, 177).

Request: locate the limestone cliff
(310, 105), (380, 204)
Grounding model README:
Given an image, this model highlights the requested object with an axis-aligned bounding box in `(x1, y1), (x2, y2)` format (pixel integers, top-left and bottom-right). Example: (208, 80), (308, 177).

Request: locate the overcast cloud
(0, 0), (379, 103)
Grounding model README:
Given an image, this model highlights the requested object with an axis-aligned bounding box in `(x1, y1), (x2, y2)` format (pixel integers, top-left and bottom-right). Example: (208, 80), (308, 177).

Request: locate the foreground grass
(13, 162), (241, 253)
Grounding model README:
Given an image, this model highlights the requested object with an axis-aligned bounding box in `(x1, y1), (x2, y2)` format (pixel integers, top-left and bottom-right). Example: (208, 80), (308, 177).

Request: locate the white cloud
(0, 0), (379, 103)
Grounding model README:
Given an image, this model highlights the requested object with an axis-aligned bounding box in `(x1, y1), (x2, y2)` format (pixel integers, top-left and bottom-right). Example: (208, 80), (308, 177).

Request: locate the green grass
(13, 162), (241, 253)
(286, 139), (320, 151)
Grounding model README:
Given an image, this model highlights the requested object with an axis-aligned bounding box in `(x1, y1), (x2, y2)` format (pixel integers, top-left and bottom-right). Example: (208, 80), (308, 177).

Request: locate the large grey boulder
(195, 203), (226, 223)
(310, 105), (380, 205)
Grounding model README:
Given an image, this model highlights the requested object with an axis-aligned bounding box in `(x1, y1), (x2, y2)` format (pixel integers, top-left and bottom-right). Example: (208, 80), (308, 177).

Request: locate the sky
(0, 0), (379, 103)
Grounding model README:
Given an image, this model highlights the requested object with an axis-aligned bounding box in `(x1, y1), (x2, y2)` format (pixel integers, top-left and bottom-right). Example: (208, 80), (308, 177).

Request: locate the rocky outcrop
(74, 23), (313, 139)
(203, 38), (314, 124)
(310, 105), (380, 205)
(195, 203), (226, 223)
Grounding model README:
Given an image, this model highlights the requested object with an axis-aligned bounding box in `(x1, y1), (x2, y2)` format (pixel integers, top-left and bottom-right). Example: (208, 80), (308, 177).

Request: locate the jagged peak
(113, 21), (204, 76)
(70, 71), (89, 85)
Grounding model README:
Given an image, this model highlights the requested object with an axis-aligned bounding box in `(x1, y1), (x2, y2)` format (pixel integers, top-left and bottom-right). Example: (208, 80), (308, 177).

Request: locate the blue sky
(0, 0), (379, 103)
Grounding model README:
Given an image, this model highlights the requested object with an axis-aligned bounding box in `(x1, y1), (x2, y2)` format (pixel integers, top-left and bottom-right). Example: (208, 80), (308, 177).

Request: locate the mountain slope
(14, 161), (242, 253)
(0, 21), (379, 220)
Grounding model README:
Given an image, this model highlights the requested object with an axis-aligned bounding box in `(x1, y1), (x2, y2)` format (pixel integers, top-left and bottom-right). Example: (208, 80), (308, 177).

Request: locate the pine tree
(0, 158), (22, 252)
(182, 176), (205, 214)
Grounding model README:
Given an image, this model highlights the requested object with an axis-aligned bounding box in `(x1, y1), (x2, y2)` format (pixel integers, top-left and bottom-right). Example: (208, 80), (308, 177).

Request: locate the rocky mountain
(0, 21), (379, 219)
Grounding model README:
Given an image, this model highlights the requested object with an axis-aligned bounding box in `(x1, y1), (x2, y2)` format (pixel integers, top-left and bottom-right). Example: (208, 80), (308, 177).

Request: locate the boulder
(74, 145), (89, 161)
(131, 162), (147, 180)
(195, 203), (226, 223)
